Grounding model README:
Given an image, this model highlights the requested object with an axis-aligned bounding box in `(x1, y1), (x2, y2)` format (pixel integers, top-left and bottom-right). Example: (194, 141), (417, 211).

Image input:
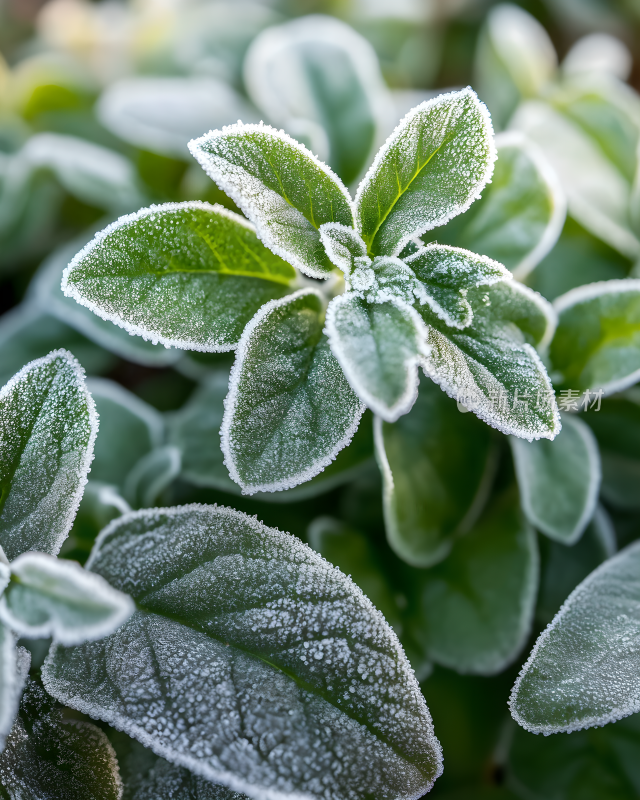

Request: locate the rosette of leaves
(62, 87), (560, 496)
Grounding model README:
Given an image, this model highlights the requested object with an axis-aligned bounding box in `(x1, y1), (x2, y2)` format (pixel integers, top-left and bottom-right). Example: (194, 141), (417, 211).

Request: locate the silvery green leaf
(510, 99), (640, 260)
(222, 290), (364, 493)
(189, 124), (355, 278)
(404, 244), (510, 329)
(375, 375), (496, 567)
(62, 202), (297, 352)
(0, 350), (98, 561)
(124, 446), (182, 509)
(43, 504), (443, 800)
(0, 678), (122, 800)
(244, 15), (392, 186)
(510, 539), (640, 734)
(551, 280), (640, 395)
(325, 294), (429, 421)
(407, 489), (538, 675)
(422, 281), (560, 440)
(0, 625), (19, 752)
(511, 413), (600, 544)
(98, 76), (259, 159)
(0, 552), (134, 646)
(426, 132), (566, 280)
(87, 379), (164, 489)
(319, 222), (368, 273)
(355, 88), (496, 257)
(475, 4), (557, 129)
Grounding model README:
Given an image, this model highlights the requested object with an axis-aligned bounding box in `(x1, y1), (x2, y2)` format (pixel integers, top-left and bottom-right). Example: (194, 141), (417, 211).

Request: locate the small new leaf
(319, 222), (368, 273)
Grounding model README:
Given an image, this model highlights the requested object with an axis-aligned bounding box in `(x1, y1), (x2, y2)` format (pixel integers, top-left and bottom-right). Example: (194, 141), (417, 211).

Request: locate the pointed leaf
(510, 539), (640, 734)
(422, 281), (560, 440)
(375, 375), (496, 567)
(0, 552), (134, 646)
(189, 124), (355, 278)
(62, 202), (297, 353)
(511, 412), (600, 544)
(319, 222), (368, 273)
(0, 678), (122, 800)
(355, 88), (496, 257)
(404, 244), (510, 329)
(325, 293), (428, 421)
(551, 279), (640, 395)
(407, 489), (538, 675)
(43, 504), (443, 800)
(222, 290), (364, 493)
(0, 350), (98, 561)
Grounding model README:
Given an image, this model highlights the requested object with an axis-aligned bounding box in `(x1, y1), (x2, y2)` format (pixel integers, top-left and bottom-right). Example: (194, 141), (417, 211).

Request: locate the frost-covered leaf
(43, 504), (443, 800)
(168, 369), (373, 501)
(426, 133), (566, 279)
(0, 678), (122, 800)
(422, 281), (560, 440)
(404, 244), (509, 329)
(550, 280), (640, 395)
(0, 624), (19, 752)
(124, 446), (182, 509)
(244, 15), (392, 186)
(0, 350), (98, 561)
(189, 124), (354, 278)
(355, 88), (496, 258)
(63, 202), (297, 353)
(88, 379), (164, 489)
(407, 489), (538, 675)
(510, 413), (600, 544)
(475, 4), (557, 130)
(510, 540), (640, 733)
(222, 290), (364, 493)
(510, 100), (640, 260)
(325, 293), (428, 421)
(375, 375), (496, 567)
(0, 552), (134, 646)
(319, 222), (368, 273)
(98, 76), (259, 159)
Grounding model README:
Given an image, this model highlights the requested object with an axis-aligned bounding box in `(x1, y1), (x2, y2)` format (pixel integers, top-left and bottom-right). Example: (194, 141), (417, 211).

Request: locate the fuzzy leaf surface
(62, 202), (297, 353)
(222, 290), (364, 494)
(551, 280), (640, 395)
(319, 222), (368, 273)
(510, 539), (640, 734)
(421, 281), (560, 440)
(43, 504), (443, 800)
(376, 375), (495, 567)
(355, 88), (495, 257)
(0, 350), (97, 561)
(511, 413), (600, 544)
(189, 125), (354, 278)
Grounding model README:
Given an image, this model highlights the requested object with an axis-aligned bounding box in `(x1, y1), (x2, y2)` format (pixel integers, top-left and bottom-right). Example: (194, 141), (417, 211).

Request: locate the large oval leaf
(0, 350), (97, 560)
(375, 375), (496, 567)
(43, 504), (443, 800)
(222, 290), (364, 494)
(510, 539), (640, 734)
(62, 202), (297, 353)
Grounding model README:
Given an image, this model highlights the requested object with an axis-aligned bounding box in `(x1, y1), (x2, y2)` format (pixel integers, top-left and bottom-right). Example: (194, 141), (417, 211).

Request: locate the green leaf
(124, 446), (182, 509)
(550, 280), (640, 394)
(244, 15), (391, 186)
(88, 379), (164, 489)
(355, 88), (496, 257)
(510, 412), (600, 544)
(510, 539), (640, 734)
(319, 222), (368, 273)
(0, 678), (122, 800)
(62, 202), (297, 352)
(375, 374), (496, 567)
(406, 489), (538, 675)
(43, 504), (443, 800)
(189, 124), (354, 278)
(404, 244), (510, 329)
(222, 290), (364, 494)
(421, 280), (560, 440)
(424, 132), (566, 279)
(0, 350), (98, 561)
(0, 552), (134, 645)
(65, 482), (132, 562)
(325, 294), (428, 421)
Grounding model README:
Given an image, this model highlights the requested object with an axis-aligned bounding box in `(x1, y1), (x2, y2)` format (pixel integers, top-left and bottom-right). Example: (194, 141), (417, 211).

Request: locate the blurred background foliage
(3, 0), (640, 798)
